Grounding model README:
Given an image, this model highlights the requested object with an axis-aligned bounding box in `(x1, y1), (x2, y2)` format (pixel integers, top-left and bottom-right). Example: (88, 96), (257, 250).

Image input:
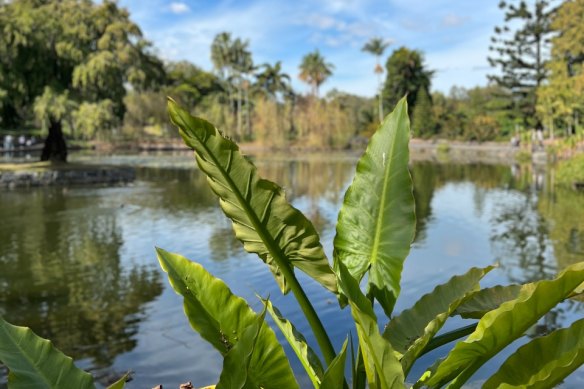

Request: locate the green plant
(556, 153), (584, 189)
(515, 149), (532, 164)
(0, 316), (128, 388)
(161, 97), (584, 388)
(436, 141), (450, 154)
(2, 98), (584, 388)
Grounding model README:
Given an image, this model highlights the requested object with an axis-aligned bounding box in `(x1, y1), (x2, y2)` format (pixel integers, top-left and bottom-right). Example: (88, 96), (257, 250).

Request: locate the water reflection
(0, 188), (163, 386)
(1, 154), (583, 387)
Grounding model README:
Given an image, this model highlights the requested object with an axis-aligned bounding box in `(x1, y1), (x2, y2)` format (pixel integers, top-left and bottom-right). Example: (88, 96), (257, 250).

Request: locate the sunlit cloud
(169, 2), (190, 14)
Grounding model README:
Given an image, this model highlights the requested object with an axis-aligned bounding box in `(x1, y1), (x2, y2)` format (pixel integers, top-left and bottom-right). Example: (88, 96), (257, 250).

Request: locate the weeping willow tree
(0, 0), (165, 162)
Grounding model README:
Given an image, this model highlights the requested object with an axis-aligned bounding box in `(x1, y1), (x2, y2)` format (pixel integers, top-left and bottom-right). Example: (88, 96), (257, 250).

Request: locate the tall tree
(255, 61), (291, 100)
(298, 50), (334, 97)
(488, 0), (558, 130)
(362, 37), (390, 122)
(536, 0), (584, 137)
(411, 87), (434, 138)
(210, 32), (253, 140)
(382, 47), (433, 117)
(0, 0), (164, 162)
(165, 61), (223, 110)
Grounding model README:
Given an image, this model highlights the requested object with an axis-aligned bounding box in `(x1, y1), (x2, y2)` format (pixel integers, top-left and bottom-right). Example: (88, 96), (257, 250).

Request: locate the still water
(1, 152), (584, 388)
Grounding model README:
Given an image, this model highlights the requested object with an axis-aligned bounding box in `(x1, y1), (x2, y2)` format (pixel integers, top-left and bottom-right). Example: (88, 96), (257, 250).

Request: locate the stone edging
(0, 166), (135, 189)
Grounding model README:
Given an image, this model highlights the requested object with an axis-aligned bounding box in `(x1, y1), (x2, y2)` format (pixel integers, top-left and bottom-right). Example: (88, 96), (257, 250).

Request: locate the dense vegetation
(0, 0), (583, 160)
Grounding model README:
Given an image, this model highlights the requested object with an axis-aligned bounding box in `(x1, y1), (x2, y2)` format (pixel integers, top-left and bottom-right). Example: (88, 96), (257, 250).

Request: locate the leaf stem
(280, 263), (337, 365)
(419, 323), (477, 357)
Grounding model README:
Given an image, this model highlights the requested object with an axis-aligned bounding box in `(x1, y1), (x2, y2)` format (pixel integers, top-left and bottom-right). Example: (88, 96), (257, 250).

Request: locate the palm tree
(362, 37), (390, 122)
(211, 32), (233, 79)
(298, 50), (334, 97)
(256, 61), (291, 100)
(210, 33), (253, 140)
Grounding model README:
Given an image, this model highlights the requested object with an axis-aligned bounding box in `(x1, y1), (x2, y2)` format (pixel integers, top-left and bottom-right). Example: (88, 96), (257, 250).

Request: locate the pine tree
(488, 0), (558, 130)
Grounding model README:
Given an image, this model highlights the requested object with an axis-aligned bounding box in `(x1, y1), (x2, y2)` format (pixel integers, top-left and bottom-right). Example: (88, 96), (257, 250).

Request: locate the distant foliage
(488, 0), (557, 129)
(411, 87), (434, 138)
(536, 0), (584, 138)
(382, 47), (433, 117)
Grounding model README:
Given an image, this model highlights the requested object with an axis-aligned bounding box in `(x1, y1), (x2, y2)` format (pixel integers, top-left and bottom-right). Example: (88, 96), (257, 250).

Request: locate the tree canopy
(382, 47), (433, 117)
(299, 50), (335, 97)
(488, 0), (557, 129)
(0, 0), (164, 160)
(536, 0), (584, 136)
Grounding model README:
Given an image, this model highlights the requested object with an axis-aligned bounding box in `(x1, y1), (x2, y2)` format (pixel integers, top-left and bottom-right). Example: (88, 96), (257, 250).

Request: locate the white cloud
(120, 0), (502, 95)
(169, 2), (190, 14)
(441, 14), (470, 28)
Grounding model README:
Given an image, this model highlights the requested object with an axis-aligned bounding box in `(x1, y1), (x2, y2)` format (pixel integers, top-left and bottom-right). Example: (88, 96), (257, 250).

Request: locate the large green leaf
(333, 97), (415, 316)
(384, 266), (493, 375)
(452, 284), (522, 319)
(167, 99), (336, 295)
(337, 262), (405, 389)
(320, 338), (349, 389)
(0, 316), (95, 389)
(263, 299), (324, 387)
(216, 306), (299, 389)
(483, 318), (584, 388)
(418, 262), (584, 388)
(156, 248), (298, 388)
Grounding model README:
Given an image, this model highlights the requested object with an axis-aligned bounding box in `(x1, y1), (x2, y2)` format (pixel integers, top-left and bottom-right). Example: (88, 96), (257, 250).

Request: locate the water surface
(1, 152), (583, 388)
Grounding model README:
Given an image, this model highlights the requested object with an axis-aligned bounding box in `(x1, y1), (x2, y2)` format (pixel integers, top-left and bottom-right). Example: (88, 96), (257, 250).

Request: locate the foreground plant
(1, 98), (583, 388)
(160, 97), (584, 388)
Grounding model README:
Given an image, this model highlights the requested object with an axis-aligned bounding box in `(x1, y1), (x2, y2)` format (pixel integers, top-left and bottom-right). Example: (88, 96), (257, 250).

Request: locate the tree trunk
(41, 117), (67, 163)
(244, 86), (251, 139)
(236, 86), (242, 141)
(377, 60), (384, 123)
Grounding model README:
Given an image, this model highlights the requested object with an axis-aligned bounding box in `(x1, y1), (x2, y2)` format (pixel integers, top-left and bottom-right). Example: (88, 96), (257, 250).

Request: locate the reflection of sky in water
(1, 153), (584, 388)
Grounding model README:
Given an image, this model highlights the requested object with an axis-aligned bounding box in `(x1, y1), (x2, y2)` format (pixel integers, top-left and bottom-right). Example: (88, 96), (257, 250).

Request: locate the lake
(1, 152), (583, 388)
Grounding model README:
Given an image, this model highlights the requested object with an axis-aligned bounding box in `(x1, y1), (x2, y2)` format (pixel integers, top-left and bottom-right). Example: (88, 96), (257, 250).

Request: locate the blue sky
(119, 0), (503, 97)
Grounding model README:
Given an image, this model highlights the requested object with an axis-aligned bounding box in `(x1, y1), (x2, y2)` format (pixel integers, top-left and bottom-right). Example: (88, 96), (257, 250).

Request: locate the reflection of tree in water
(536, 184), (584, 334)
(0, 188), (163, 386)
(410, 162), (511, 243)
(136, 167), (217, 213)
(490, 176), (584, 336)
(490, 190), (555, 283)
(538, 185), (584, 270)
(410, 162), (437, 243)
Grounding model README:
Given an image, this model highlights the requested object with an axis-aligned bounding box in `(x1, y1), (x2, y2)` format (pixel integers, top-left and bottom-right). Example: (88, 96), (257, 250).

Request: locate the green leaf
(337, 262), (405, 389)
(167, 99), (337, 295)
(453, 284), (522, 319)
(217, 306), (299, 389)
(384, 266), (493, 375)
(0, 316), (94, 389)
(156, 248), (298, 388)
(320, 338), (349, 389)
(263, 299), (324, 387)
(418, 262), (584, 388)
(333, 96), (415, 316)
(483, 318), (584, 389)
